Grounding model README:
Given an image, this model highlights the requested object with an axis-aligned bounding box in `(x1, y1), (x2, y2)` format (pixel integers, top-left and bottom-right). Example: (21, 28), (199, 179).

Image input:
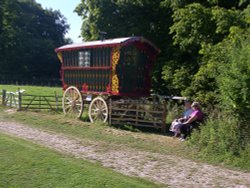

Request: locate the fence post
(2, 90), (6, 106)
(109, 98), (112, 126)
(161, 100), (167, 134)
(18, 90), (22, 111)
(55, 91), (58, 112)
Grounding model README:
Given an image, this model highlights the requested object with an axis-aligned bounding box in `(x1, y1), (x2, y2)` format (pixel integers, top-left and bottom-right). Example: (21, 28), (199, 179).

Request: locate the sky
(36, 0), (82, 43)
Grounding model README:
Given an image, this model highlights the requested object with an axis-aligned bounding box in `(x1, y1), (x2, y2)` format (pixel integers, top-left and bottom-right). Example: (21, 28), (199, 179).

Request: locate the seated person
(179, 102), (204, 141)
(170, 100), (193, 137)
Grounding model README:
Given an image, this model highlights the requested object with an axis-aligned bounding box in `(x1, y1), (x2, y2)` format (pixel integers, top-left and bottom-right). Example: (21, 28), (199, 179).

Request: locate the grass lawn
(0, 85), (187, 156)
(1, 85), (248, 172)
(0, 84), (63, 96)
(0, 106), (190, 157)
(0, 133), (162, 188)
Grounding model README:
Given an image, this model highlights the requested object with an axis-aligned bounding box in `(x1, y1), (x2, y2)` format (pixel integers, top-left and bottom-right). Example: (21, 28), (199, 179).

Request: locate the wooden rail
(0, 89), (62, 112)
(109, 98), (167, 133)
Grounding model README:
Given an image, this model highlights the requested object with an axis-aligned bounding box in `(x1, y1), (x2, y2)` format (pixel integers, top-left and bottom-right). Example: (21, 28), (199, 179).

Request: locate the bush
(189, 113), (250, 169)
(218, 29), (250, 121)
(239, 143), (250, 170)
(190, 114), (240, 155)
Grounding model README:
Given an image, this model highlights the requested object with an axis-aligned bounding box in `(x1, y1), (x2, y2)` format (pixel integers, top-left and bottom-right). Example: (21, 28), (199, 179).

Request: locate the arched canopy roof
(55, 36), (160, 54)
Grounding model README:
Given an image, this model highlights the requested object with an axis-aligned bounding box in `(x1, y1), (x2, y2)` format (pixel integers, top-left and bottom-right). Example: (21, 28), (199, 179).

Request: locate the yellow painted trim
(57, 52), (63, 63)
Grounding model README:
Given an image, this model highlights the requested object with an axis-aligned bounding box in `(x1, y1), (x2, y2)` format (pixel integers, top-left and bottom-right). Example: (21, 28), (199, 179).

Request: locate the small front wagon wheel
(88, 97), (108, 123)
(62, 86), (83, 119)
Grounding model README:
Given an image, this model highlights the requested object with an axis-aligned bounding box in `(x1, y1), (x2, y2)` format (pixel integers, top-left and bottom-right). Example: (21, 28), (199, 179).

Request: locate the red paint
(106, 84), (111, 93)
(81, 83), (89, 93)
(109, 46), (115, 94)
(57, 37), (159, 97)
(62, 66), (110, 71)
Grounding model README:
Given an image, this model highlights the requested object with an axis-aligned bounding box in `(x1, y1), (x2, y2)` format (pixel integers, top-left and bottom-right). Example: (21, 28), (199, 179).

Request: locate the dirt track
(0, 121), (250, 188)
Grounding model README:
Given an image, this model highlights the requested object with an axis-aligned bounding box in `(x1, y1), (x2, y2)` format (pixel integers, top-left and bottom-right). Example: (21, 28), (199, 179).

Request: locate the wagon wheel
(62, 86), (83, 119)
(88, 97), (108, 123)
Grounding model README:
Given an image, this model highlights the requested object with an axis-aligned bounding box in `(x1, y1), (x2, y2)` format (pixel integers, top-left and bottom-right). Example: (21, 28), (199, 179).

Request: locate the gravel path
(0, 121), (250, 188)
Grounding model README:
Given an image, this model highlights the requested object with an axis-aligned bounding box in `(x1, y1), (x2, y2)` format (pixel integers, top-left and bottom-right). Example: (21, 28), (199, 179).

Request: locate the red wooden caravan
(55, 36), (162, 125)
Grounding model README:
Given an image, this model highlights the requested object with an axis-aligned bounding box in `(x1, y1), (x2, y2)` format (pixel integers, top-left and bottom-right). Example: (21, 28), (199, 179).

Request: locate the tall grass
(189, 112), (250, 170)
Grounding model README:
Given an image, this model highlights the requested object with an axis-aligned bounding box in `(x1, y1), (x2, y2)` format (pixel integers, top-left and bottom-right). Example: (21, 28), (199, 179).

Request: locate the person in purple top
(179, 102), (204, 141)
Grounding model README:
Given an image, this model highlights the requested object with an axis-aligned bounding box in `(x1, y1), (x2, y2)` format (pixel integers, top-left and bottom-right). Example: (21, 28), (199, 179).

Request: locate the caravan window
(79, 50), (91, 67)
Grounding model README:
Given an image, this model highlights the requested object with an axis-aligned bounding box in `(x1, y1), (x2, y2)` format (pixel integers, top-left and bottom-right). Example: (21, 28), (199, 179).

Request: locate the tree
(75, 0), (176, 93)
(0, 0), (69, 80)
(166, 1), (249, 103)
(75, 0), (250, 103)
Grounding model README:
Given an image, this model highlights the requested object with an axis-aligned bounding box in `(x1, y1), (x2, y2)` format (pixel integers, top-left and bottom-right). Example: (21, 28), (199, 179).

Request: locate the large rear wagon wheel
(88, 97), (108, 123)
(62, 86), (83, 119)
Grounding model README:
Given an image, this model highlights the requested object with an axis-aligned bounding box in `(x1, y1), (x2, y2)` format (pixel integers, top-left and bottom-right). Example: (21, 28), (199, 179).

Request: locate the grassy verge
(0, 133), (162, 188)
(1, 85), (248, 172)
(0, 85), (189, 156)
(0, 106), (190, 157)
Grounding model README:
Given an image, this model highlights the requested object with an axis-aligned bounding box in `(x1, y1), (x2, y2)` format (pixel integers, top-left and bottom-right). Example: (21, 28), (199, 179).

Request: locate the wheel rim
(62, 86), (83, 118)
(89, 97), (108, 123)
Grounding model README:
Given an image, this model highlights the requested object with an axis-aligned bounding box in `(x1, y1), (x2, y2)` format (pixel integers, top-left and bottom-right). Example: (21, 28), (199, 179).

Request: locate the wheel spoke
(89, 97), (108, 123)
(100, 107), (107, 111)
(63, 86), (83, 118)
(65, 105), (71, 111)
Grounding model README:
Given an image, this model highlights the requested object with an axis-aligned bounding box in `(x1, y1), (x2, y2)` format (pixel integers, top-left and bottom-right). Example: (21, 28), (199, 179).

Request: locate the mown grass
(0, 133), (162, 188)
(0, 84), (63, 96)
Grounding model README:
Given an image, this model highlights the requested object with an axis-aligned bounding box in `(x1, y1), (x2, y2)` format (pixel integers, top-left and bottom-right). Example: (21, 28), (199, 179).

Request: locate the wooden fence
(1, 90), (169, 133)
(109, 98), (167, 133)
(0, 90), (62, 112)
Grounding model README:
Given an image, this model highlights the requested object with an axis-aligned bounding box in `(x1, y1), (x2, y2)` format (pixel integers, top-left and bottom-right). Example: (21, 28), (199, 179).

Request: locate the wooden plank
(111, 121), (160, 128)
(22, 94), (63, 98)
(109, 98), (112, 126)
(111, 113), (163, 120)
(43, 96), (53, 110)
(111, 107), (164, 114)
(112, 105), (164, 110)
(22, 100), (57, 103)
(24, 96), (36, 110)
(2, 90), (6, 105)
(22, 107), (55, 110)
(161, 100), (167, 133)
(55, 91), (59, 112)
(111, 114), (138, 118)
(22, 102), (62, 106)
(22, 103), (59, 106)
(111, 118), (163, 124)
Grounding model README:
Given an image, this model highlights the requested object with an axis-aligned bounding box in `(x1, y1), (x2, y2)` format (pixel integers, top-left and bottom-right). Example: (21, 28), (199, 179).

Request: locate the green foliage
(187, 7), (250, 167)
(0, 0), (69, 80)
(75, 0), (171, 47)
(190, 115), (242, 156)
(189, 114), (250, 170)
(168, 2), (249, 103)
(75, 0), (250, 98)
(170, 3), (214, 51)
(239, 143), (250, 168)
(218, 30), (250, 120)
